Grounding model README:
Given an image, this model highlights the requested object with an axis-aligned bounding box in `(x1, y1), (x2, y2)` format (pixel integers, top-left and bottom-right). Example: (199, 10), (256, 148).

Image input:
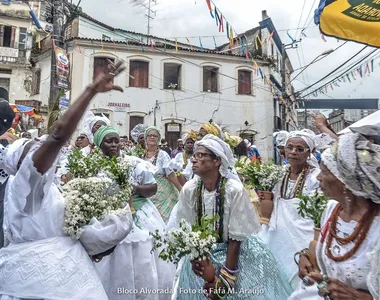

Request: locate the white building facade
(0, 1), (51, 103)
(33, 13), (293, 161)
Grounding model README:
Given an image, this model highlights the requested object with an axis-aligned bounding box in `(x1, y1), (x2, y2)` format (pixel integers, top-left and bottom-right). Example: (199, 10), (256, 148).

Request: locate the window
(18, 28), (27, 50)
(164, 63), (181, 90)
(129, 116), (144, 138)
(31, 69), (41, 95)
(129, 60), (149, 88)
(93, 57), (115, 81)
(203, 66), (218, 92)
(0, 25), (16, 48)
(238, 70), (252, 95)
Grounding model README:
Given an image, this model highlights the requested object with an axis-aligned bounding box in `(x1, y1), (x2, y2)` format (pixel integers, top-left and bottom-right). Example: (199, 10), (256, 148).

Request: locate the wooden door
(165, 123), (181, 149)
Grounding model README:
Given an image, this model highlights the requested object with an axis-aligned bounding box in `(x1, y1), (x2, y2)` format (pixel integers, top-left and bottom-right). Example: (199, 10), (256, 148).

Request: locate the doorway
(165, 123), (181, 149)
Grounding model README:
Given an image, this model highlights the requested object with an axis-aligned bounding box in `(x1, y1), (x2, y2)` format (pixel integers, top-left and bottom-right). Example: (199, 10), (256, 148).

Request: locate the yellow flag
(175, 39), (178, 52)
(318, 0), (380, 47)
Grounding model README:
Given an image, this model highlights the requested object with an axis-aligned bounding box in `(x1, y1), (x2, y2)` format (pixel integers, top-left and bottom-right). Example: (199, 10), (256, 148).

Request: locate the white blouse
(168, 177), (260, 242)
(0, 143), (108, 299)
(145, 149), (174, 176)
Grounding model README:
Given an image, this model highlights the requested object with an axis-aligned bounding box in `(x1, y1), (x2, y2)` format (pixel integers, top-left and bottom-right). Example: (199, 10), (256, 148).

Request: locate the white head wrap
(195, 134), (236, 179)
(244, 139), (251, 148)
(322, 133), (380, 203)
(131, 124), (148, 143)
(78, 110), (111, 144)
(273, 131), (289, 147)
(3, 138), (29, 176)
(286, 130), (320, 168)
(286, 130), (316, 151)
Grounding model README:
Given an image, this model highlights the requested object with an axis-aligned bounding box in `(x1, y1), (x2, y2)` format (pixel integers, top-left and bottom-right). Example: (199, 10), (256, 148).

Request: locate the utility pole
(281, 41), (300, 131)
(49, 0), (63, 107)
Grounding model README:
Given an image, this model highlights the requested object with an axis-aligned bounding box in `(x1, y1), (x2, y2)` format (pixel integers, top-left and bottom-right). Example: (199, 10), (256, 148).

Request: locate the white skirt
(0, 237), (108, 300)
(94, 200), (176, 300)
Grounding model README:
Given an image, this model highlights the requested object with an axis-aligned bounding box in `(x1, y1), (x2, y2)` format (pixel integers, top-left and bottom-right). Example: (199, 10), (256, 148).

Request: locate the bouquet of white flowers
(150, 216), (219, 265)
(245, 163), (286, 191)
(63, 177), (131, 239)
(297, 189), (329, 229)
(64, 149), (135, 256)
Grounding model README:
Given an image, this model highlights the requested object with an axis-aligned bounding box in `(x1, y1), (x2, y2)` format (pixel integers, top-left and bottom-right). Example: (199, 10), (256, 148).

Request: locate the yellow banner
(319, 0), (380, 47)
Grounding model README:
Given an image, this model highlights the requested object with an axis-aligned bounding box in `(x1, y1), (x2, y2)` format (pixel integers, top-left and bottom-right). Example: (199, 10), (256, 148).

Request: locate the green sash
(132, 194), (148, 211)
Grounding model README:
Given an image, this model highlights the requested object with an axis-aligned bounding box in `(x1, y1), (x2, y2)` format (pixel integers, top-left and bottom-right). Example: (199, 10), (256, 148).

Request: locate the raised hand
(90, 59), (126, 93)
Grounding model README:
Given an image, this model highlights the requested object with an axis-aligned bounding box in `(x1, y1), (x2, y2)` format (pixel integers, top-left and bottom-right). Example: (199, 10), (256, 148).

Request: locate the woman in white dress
(290, 133), (380, 300)
(169, 135), (292, 299)
(144, 126), (182, 221)
(92, 126), (176, 300)
(0, 60), (127, 299)
(258, 131), (320, 289)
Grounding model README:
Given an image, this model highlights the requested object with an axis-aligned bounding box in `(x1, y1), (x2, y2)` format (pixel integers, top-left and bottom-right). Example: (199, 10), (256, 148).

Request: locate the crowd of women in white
(0, 61), (379, 300)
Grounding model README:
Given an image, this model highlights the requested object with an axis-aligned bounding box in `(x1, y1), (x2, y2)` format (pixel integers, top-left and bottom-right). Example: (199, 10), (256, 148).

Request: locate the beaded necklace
(325, 203), (378, 262)
(145, 147), (160, 166)
(195, 176), (226, 243)
(280, 165), (309, 199)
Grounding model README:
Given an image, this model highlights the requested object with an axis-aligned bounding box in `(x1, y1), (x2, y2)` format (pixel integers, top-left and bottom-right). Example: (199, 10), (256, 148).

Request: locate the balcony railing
(0, 47), (26, 64)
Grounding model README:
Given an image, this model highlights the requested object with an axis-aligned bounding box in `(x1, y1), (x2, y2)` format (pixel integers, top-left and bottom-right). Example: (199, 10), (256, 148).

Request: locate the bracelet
(219, 274), (232, 289)
(220, 268), (237, 281)
(223, 265), (240, 274)
(215, 279), (228, 299)
(294, 248), (309, 266)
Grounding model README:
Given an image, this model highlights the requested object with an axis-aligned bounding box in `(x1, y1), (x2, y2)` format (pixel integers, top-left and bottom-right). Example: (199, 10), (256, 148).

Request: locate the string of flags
(309, 58), (375, 98)
(200, 0), (285, 103)
(134, 0), (285, 104)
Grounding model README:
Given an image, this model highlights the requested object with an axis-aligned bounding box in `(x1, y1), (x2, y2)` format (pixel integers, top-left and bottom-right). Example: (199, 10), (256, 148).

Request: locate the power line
(300, 48), (378, 98)
(297, 46), (368, 95)
(291, 42), (347, 83)
(295, 0), (307, 39)
(301, 0), (317, 35)
(78, 19), (279, 96)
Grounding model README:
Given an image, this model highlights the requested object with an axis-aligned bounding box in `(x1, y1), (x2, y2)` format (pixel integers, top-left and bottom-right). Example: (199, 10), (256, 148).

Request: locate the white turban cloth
(286, 130), (320, 168)
(131, 124), (148, 143)
(273, 131), (289, 147)
(322, 133), (380, 204)
(78, 110), (110, 144)
(195, 134), (236, 178)
(287, 130), (316, 151)
(2, 138), (30, 176)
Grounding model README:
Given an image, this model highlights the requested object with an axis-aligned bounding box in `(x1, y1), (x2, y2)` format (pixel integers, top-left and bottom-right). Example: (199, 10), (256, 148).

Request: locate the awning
(10, 104), (35, 116)
(338, 109), (380, 134)
(315, 0), (380, 47)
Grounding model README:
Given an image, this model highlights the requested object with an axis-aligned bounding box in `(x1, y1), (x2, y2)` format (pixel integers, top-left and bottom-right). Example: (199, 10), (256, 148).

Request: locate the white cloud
(78, 0), (380, 101)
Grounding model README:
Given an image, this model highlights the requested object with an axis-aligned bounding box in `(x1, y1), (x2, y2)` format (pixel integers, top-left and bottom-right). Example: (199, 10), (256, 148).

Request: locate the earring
(343, 186), (353, 213)
(343, 186), (352, 202)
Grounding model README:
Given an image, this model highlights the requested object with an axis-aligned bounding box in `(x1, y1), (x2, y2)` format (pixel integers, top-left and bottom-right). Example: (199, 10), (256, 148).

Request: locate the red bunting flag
(268, 31), (275, 40)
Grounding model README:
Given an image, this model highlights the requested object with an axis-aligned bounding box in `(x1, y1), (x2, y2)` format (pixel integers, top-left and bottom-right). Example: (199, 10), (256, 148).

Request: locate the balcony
(0, 47), (26, 64)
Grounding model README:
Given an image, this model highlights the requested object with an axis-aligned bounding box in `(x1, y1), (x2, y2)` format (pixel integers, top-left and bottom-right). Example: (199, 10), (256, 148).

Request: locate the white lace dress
(94, 156), (176, 300)
(0, 144), (108, 299)
(259, 167), (320, 289)
(289, 200), (380, 299)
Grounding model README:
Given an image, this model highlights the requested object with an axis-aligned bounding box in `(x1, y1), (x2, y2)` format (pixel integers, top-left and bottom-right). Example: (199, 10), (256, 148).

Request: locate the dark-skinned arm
(225, 239), (241, 270)
(134, 183), (157, 198)
(33, 61), (125, 175)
